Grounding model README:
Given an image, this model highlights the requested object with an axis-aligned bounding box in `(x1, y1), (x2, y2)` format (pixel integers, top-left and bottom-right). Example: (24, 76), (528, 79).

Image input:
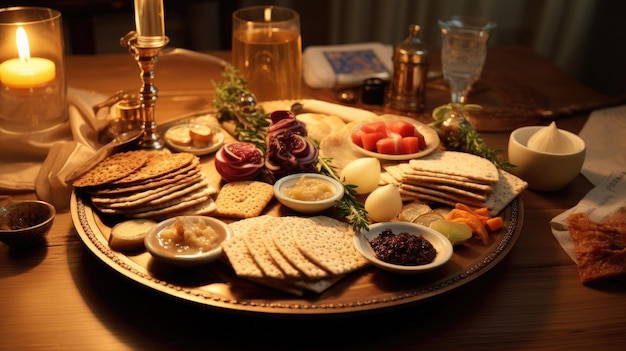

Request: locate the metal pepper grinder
(386, 24), (429, 112)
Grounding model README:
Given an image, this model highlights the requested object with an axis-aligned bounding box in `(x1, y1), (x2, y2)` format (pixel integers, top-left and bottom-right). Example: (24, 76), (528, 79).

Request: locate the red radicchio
(215, 142), (264, 182)
(268, 110), (307, 136)
(265, 111), (318, 180)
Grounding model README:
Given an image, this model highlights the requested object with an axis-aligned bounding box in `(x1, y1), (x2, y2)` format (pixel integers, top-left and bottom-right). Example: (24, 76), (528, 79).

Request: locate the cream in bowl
(274, 173), (344, 214)
(0, 200), (55, 248)
(354, 221), (453, 274)
(144, 216), (233, 266)
(508, 122), (586, 191)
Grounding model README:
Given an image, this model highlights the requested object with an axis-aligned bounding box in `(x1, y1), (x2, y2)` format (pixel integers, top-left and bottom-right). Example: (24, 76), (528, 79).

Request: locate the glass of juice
(232, 6), (302, 102)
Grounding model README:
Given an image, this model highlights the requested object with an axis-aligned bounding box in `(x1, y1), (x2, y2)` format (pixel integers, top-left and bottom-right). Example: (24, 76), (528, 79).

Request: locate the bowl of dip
(274, 173), (344, 214)
(354, 222), (453, 274)
(508, 123), (586, 191)
(144, 216), (233, 266)
(0, 200), (55, 248)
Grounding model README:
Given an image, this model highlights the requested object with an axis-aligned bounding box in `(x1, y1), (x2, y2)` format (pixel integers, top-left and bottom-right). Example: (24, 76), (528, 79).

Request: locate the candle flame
(16, 27), (31, 63)
(264, 7), (272, 21)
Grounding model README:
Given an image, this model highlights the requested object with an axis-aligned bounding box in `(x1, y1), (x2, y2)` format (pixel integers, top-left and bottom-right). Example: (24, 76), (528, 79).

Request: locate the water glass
(439, 16), (496, 104)
(232, 6), (302, 102)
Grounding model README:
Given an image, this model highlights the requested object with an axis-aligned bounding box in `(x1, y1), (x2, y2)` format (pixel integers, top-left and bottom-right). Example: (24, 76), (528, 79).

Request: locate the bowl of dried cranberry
(354, 221), (453, 274)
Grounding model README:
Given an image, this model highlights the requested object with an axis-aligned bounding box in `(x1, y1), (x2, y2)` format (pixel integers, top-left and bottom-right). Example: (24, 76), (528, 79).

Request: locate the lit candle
(0, 27), (56, 89)
(134, 0), (166, 47)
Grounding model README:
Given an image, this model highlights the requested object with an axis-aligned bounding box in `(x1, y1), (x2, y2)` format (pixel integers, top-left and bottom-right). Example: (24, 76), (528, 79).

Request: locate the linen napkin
(550, 106), (626, 262)
(0, 87), (115, 211)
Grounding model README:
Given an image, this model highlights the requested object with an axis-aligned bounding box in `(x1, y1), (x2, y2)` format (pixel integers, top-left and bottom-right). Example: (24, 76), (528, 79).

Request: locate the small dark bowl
(0, 200), (55, 248)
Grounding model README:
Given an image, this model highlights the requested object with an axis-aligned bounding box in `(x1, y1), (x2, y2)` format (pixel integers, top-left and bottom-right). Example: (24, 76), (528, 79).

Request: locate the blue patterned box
(303, 42), (392, 89)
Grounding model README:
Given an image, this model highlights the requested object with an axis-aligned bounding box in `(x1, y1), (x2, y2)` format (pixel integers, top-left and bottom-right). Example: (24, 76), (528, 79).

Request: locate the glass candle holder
(0, 7), (67, 134)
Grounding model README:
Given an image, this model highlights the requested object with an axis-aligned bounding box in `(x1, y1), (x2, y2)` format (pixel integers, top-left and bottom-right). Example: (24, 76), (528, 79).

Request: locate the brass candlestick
(120, 31), (169, 150)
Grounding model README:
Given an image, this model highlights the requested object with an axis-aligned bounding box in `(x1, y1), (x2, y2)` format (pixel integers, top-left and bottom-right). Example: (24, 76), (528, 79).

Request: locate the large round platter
(347, 115), (440, 161)
(71, 190), (523, 315)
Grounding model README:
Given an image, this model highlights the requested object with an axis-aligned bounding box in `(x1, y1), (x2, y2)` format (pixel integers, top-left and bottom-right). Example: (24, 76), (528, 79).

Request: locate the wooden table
(1, 46), (624, 350)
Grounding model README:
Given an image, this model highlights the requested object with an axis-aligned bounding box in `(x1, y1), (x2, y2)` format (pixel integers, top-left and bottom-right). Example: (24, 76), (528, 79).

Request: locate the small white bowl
(274, 173), (344, 214)
(144, 216), (233, 267)
(508, 126), (586, 191)
(354, 222), (453, 274)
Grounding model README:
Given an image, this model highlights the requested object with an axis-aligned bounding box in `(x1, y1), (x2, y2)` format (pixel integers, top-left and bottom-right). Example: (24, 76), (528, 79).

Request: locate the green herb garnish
(431, 103), (514, 170)
(212, 64), (269, 152)
(446, 124), (514, 169)
(318, 157), (370, 233)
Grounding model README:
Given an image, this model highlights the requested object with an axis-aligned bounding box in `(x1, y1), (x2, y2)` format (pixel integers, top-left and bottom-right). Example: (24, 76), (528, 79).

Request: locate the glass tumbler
(232, 6), (302, 102)
(0, 7), (67, 134)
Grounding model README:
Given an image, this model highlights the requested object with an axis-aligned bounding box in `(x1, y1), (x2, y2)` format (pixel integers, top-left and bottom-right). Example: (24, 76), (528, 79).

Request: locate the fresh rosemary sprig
(318, 157), (370, 233)
(211, 64), (269, 152)
(431, 103), (514, 170)
(447, 124), (514, 170)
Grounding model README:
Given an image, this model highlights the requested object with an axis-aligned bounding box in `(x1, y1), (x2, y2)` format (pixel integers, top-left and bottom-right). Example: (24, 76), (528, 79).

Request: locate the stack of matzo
(380, 150), (527, 216)
(223, 215), (370, 295)
(71, 150), (217, 220)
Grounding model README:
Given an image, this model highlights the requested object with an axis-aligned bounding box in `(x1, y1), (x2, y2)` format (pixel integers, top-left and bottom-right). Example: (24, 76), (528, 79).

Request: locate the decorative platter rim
(70, 191), (523, 316)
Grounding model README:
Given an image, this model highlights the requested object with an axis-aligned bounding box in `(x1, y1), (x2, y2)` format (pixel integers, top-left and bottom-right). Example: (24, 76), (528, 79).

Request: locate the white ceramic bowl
(0, 200), (55, 248)
(348, 116), (440, 161)
(354, 222), (453, 274)
(508, 126), (586, 191)
(144, 216), (233, 267)
(274, 173), (344, 214)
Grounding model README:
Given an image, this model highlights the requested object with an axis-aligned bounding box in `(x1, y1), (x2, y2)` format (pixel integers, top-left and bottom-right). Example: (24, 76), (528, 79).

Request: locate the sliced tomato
(360, 121), (387, 134)
(387, 120), (417, 138)
(361, 131), (386, 151)
(375, 138), (396, 154)
(350, 128), (365, 147)
(415, 130), (427, 150)
(400, 136), (420, 154)
(376, 134), (402, 154)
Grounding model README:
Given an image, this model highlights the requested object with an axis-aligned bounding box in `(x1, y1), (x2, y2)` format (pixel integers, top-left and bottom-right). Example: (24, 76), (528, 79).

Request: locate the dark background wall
(3, 0), (625, 98)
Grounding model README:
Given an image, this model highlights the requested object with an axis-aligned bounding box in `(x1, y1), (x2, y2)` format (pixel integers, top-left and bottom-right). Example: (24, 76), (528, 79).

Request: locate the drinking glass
(438, 16), (496, 104)
(232, 6), (302, 102)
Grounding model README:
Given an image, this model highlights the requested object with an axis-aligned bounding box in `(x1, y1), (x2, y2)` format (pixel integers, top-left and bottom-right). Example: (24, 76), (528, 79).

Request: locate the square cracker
(222, 235), (265, 278)
(485, 169), (528, 216)
(293, 216), (370, 275)
(214, 181), (274, 218)
(409, 149), (499, 184)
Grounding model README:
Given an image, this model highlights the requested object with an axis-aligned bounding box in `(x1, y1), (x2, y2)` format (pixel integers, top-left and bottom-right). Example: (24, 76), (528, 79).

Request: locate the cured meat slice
(567, 210), (626, 284)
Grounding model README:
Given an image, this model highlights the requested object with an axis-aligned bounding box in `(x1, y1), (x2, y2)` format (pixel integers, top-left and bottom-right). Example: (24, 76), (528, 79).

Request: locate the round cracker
(113, 152), (196, 185)
(71, 150), (150, 188)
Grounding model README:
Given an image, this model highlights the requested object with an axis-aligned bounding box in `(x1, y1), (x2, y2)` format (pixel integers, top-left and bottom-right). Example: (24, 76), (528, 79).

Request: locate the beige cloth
(0, 87), (114, 211)
(550, 106), (626, 262)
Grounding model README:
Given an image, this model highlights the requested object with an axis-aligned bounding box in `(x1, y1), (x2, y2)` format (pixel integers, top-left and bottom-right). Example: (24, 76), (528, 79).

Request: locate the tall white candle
(134, 0), (166, 47)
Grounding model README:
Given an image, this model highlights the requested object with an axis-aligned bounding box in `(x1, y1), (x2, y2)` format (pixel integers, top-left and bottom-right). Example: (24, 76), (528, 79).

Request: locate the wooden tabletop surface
(1, 46), (624, 350)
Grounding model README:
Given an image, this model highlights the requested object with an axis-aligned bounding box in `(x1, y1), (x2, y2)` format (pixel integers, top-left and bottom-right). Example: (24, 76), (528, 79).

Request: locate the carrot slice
(455, 203), (475, 212)
(486, 216), (504, 231)
(474, 207), (490, 217)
